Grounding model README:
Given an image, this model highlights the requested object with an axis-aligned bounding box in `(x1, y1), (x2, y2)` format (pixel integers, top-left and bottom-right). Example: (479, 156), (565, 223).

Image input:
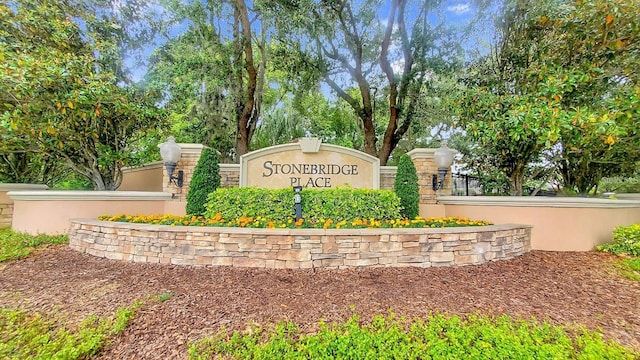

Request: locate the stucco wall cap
(0, 184), (49, 192)
(437, 195), (640, 208)
(8, 191), (172, 201)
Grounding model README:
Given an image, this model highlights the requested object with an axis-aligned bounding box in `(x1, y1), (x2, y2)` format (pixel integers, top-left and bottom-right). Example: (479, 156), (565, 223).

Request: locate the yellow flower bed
(98, 214), (492, 229)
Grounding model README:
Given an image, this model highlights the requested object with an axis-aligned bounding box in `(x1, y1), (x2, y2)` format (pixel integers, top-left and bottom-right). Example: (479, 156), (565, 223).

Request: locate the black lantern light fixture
(160, 136), (183, 187)
(293, 185), (302, 221)
(432, 141), (454, 191)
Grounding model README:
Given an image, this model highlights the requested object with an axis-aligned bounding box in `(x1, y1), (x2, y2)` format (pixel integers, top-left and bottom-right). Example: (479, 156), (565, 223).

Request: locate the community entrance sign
(240, 138), (380, 189)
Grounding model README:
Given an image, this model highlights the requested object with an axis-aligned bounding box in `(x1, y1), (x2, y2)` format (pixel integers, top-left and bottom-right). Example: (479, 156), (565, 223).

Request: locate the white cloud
(447, 3), (471, 15)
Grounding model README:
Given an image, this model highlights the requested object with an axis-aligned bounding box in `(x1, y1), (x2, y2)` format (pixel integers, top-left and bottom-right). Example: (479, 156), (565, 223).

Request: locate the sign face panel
(240, 138), (380, 189)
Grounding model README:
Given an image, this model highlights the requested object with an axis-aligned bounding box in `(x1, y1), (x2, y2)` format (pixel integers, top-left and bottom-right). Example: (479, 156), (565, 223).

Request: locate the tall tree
(147, 0), (266, 161)
(0, 0), (164, 190)
(457, 0), (640, 195)
(260, 0), (463, 165)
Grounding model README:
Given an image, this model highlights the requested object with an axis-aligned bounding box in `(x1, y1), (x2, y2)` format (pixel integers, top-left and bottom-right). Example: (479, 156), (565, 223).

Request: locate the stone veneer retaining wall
(69, 219), (531, 269)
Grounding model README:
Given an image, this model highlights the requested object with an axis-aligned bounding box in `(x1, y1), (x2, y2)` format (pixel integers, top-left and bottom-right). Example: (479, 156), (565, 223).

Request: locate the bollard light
(432, 141), (454, 191)
(293, 185), (302, 221)
(159, 136), (184, 187)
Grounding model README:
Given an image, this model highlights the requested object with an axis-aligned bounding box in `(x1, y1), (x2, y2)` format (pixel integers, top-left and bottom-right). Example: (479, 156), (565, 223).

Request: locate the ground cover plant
(0, 228), (68, 262)
(0, 301), (141, 359)
(99, 214), (491, 229)
(188, 313), (637, 360)
(597, 224), (640, 281)
(612, 258), (640, 281)
(597, 224), (640, 257)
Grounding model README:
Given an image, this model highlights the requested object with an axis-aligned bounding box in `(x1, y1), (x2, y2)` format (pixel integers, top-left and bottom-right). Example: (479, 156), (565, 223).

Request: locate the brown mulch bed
(1, 246), (639, 359)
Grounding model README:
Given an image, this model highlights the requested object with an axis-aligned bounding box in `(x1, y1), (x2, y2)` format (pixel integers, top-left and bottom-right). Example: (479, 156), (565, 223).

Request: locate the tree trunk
(233, 0), (258, 159)
(509, 165), (525, 196)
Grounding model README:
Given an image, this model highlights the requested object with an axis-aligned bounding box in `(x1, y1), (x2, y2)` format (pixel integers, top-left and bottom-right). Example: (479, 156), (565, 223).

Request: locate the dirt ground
(1, 246), (639, 359)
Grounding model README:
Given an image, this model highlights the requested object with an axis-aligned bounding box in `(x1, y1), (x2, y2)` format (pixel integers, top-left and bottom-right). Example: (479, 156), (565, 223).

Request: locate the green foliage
(156, 292), (173, 302)
(188, 313), (637, 359)
(186, 148), (221, 216)
(51, 173), (94, 190)
(393, 155), (419, 219)
(0, 0), (165, 190)
(0, 301), (141, 359)
(204, 187), (402, 221)
(259, 0), (467, 164)
(0, 229), (68, 263)
(597, 224), (640, 256)
(457, 0), (640, 195)
(0, 152), (67, 187)
(599, 176), (640, 194)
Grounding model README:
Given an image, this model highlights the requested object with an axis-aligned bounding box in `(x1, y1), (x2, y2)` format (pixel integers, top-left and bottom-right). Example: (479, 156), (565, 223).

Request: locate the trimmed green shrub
(188, 313), (638, 359)
(204, 187), (402, 221)
(393, 154), (419, 219)
(186, 148), (221, 216)
(597, 224), (640, 256)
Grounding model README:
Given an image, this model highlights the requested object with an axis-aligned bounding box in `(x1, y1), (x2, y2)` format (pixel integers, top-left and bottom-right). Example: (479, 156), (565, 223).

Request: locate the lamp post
(432, 141), (454, 192)
(293, 185), (302, 221)
(160, 136), (184, 187)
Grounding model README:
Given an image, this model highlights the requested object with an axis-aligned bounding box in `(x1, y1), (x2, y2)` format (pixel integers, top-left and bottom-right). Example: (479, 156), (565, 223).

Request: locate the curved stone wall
(69, 219), (532, 269)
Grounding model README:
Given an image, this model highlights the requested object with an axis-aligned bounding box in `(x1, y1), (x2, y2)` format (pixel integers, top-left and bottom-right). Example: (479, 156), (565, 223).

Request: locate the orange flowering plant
(98, 214), (492, 229)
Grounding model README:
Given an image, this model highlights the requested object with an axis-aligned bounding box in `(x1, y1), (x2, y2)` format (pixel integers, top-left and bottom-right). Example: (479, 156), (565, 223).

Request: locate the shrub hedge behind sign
(204, 187), (402, 221)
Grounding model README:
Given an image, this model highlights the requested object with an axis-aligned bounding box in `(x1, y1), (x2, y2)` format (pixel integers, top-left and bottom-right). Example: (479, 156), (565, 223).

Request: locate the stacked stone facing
(69, 220), (532, 269)
(0, 203), (12, 228)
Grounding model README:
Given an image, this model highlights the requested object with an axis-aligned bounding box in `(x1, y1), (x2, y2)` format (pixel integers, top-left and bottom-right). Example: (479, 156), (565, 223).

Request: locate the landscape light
(159, 136), (183, 187)
(432, 141), (454, 191)
(293, 185), (302, 221)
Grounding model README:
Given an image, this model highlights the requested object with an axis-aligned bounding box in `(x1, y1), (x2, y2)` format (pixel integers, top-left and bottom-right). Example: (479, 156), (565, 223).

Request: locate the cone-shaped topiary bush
(186, 147), (220, 216)
(394, 154), (419, 219)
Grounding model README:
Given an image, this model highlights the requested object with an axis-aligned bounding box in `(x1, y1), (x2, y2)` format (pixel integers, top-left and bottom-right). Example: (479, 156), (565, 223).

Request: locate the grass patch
(0, 300), (141, 359)
(188, 313), (637, 360)
(613, 257), (640, 281)
(0, 228), (68, 262)
(156, 292), (173, 302)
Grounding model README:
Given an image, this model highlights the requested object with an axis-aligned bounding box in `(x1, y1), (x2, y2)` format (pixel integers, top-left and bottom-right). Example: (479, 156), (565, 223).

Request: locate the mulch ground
(1, 246), (639, 359)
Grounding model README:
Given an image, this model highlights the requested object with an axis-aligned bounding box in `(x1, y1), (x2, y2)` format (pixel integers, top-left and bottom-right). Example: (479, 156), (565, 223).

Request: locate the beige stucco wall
(439, 196), (640, 251)
(8, 191), (171, 235)
(1, 184), (49, 229)
(119, 162), (163, 191)
(163, 201), (186, 216)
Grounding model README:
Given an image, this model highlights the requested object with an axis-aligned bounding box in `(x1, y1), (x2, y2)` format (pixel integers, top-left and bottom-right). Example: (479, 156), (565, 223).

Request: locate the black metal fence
(451, 173), (483, 196)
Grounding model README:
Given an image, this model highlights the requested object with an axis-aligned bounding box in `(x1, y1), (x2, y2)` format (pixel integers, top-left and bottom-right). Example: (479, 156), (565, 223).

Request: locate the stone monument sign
(240, 138), (380, 189)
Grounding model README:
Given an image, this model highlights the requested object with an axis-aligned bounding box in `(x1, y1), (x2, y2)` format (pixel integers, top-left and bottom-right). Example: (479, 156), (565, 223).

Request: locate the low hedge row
(204, 187), (402, 222)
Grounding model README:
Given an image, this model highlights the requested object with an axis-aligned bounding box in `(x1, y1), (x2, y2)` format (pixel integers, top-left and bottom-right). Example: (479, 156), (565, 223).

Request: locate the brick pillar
(406, 147), (456, 218)
(162, 144), (207, 202)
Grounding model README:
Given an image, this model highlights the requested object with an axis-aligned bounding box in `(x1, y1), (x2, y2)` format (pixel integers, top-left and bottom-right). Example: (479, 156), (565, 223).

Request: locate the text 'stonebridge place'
(240, 138), (380, 189)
